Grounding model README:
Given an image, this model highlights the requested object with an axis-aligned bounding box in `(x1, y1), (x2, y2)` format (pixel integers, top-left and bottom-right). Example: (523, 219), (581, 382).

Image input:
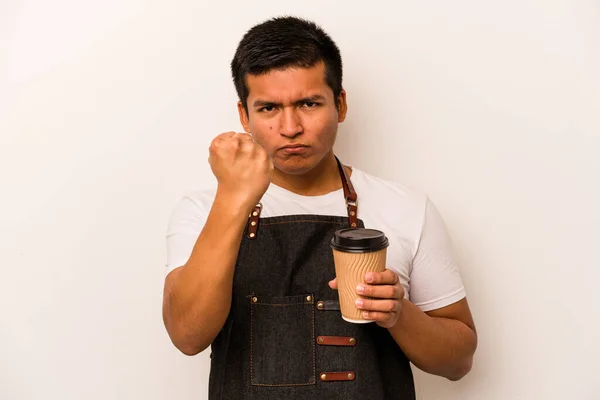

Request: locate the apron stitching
(252, 382), (316, 387)
(311, 297), (316, 385)
(250, 298), (254, 386)
(249, 299), (317, 387)
(261, 220), (348, 226)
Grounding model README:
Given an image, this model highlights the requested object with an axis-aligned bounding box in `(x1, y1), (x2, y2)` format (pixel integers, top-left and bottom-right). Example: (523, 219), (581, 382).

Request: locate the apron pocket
(249, 294), (315, 386)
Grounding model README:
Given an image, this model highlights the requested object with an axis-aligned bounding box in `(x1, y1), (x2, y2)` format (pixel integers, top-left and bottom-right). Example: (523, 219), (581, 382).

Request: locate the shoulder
(351, 168), (428, 217)
(351, 168), (430, 255)
(167, 188), (217, 229)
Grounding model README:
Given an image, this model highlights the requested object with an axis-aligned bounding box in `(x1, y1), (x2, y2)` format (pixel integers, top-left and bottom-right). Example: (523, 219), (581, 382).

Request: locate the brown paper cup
(330, 228), (389, 324)
(332, 248), (387, 323)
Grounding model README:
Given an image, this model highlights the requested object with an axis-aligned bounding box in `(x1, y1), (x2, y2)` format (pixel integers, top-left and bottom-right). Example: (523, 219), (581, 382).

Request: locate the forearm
(164, 192), (252, 355)
(389, 299), (477, 380)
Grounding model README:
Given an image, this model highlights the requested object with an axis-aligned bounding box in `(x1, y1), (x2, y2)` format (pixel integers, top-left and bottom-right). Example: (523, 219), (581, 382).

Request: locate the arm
(330, 273), (476, 380)
(329, 197), (477, 380)
(162, 131), (272, 356)
(390, 297), (476, 381)
(392, 196), (476, 379)
(352, 267), (476, 380)
(163, 192), (252, 355)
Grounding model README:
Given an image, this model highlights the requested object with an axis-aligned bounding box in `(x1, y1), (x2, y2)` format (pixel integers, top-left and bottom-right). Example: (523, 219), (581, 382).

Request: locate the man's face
(238, 61), (347, 175)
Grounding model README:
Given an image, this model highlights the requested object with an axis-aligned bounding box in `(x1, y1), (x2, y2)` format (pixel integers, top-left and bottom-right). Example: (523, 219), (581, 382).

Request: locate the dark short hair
(231, 16), (343, 111)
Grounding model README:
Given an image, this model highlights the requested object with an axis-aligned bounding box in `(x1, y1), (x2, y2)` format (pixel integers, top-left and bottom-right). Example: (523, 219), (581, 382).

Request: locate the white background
(2, 1), (599, 399)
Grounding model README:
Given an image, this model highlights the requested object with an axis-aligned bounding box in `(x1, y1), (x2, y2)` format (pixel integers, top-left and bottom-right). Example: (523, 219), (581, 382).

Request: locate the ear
(237, 101), (251, 132)
(337, 90), (348, 123)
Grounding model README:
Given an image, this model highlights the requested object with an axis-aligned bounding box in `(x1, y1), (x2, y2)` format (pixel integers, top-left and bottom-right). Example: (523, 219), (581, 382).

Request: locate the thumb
(328, 278), (338, 290)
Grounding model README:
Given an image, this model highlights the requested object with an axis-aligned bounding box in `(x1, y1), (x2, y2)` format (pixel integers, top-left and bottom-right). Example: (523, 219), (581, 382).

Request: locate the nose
(279, 107), (303, 138)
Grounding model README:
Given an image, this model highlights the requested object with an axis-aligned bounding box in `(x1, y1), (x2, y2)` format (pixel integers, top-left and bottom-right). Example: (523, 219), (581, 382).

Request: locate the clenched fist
(208, 132), (273, 212)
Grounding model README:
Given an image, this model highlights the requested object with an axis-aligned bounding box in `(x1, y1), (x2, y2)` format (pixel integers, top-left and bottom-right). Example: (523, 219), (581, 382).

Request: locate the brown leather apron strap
(335, 156), (358, 228)
(247, 203), (262, 239)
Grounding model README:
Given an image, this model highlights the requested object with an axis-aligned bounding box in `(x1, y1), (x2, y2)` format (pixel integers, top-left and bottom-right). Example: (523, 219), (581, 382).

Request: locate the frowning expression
(238, 61), (347, 175)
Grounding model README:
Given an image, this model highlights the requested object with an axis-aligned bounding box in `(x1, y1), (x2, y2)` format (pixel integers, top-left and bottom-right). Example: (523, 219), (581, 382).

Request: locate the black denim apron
(208, 158), (416, 399)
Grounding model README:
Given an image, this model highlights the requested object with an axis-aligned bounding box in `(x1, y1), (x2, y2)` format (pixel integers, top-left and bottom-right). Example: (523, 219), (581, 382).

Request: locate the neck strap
(246, 156), (359, 239)
(335, 156), (358, 228)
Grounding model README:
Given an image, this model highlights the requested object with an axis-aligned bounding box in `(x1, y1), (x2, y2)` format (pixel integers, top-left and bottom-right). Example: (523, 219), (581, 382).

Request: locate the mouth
(280, 144), (308, 150)
(279, 144), (310, 155)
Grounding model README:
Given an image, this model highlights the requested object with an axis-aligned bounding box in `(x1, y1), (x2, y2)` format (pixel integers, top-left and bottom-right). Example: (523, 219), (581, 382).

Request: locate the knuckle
(397, 285), (405, 298)
(231, 139), (242, 150)
(215, 132), (230, 141)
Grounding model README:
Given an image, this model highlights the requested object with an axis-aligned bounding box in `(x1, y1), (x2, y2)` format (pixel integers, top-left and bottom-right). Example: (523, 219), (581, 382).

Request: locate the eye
(259, 105), (275, 112)
(303, 101), (318, 108)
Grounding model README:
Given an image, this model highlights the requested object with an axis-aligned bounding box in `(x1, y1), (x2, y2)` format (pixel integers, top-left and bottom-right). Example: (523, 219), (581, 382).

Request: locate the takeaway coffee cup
(330, 228), (389, 323)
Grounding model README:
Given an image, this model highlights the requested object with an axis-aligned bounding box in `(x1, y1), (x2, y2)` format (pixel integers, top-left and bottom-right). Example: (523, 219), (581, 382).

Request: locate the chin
(273, 156), (318, 175)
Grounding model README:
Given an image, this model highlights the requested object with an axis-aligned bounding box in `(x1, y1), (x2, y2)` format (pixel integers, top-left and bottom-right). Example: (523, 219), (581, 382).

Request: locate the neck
(271, 152), (349, 196)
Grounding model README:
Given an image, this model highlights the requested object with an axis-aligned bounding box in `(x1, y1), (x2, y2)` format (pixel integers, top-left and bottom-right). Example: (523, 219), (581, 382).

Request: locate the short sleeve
(409, 198), (466, 312)
(165, 192), (211, 276)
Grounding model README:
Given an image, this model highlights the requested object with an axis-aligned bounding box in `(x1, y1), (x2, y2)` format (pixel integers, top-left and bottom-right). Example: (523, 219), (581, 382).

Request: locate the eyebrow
(252, 95), (327, 108)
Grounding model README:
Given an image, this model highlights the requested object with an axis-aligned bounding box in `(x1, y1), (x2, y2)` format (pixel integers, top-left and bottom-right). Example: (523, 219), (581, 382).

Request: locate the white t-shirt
(166, 168), (466, 312)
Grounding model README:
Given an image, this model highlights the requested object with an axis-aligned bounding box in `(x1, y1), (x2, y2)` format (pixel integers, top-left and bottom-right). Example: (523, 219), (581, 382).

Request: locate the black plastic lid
(330, 228), (389, 253)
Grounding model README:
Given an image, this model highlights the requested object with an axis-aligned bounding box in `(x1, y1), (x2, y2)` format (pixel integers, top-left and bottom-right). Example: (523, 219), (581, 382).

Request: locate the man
(163, 16), (477, 399)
